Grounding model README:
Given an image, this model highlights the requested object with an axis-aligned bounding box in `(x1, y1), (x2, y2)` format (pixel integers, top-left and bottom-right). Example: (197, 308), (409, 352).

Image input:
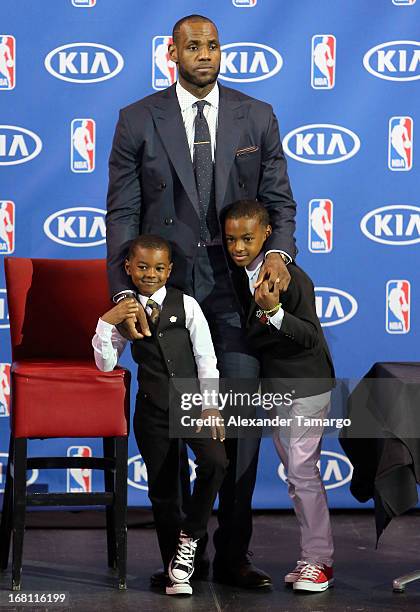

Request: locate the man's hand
(196, 408), (225, 441)
(254, 278), (280, 311)
(113, 298), (151, 340)
(254, 252), (290, 293)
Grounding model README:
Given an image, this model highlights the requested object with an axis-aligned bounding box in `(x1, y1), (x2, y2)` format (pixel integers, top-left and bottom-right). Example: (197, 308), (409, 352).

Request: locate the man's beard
(178, 63), (220, 88)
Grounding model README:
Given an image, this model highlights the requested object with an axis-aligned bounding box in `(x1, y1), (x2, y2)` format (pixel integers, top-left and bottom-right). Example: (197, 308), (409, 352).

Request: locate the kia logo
(0, 289), (9, 329)
(278, 450), (353, 490)
(0, 452), (39, 492)
(0, 125), (42, 166)
(219, 42), (283, 82)
(315, 287), (358, 327)
(363, 40), (420, 81)
(283, 124), (360, 164)
(43, 207), (106, 247)
(128, 454), (196, 491)
(360, 205), (420, 245)
(45, 43), (124, 83)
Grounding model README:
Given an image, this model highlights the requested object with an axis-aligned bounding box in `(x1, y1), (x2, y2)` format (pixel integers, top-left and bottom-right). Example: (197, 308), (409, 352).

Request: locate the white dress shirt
(92, 286), (219, 406)
(244, 254), (285, 330)
(176, 81), (219, 161)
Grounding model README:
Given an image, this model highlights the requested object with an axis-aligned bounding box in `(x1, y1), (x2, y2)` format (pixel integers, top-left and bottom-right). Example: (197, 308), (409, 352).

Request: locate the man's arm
(106, 110), (142, 297)
(106, 109), (150, 338)
(255, 108), (297, 291)
(257, 108), (297, 261)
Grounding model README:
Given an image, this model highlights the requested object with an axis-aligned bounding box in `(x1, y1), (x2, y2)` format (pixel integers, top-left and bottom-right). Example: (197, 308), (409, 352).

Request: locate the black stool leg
(12, 438), (27, 591)
(103, 437), (116, 569)
(0, 435), (14, 571)
(114, 436), (127, 590)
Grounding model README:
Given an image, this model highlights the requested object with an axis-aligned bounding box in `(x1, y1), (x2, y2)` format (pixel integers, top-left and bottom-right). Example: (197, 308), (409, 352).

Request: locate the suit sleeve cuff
(268, 307), (285, 330)
(265, 249), (292, 264)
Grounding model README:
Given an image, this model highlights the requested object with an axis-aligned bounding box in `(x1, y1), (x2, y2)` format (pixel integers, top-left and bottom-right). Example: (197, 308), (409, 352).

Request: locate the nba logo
(0, 201), (15, 254)
(67, 446), (92, 492)
(0, 364), (10, 417)
(232, 0), (257, 6)
(71, 119), (95, 173)
(392, 0), (416, 5)
(0, 36), (16, 90)
(152, 36), (177, 90)
(388, 116), (413, 171)
(308, 199), (333, 253)
(311, 35), (336, 89)
(72, 0), (96, 6)
(386, 280), (410, 334)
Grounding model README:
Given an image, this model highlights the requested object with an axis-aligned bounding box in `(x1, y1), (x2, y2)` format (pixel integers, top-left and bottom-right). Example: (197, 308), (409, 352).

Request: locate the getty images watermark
(168, 379), (352, 439)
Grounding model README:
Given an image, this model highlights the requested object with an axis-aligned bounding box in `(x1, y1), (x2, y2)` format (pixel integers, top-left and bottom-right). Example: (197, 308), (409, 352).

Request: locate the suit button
(164, 218), (174, 225)
(160, 182), (166, 189)
(167, 358), (171, 363)
(239, 181), (245, 188)
(158, 332), (163, 338)
(170, 372), (175, 377)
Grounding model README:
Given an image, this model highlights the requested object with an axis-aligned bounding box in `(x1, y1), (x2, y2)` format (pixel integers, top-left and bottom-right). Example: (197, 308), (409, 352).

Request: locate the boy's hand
(196, 408), (225, 441)
(117, 301), (151, 340)
(255, 278), (281, 311)
(101, 298), (141, 327)
(254, 252), (290, 292)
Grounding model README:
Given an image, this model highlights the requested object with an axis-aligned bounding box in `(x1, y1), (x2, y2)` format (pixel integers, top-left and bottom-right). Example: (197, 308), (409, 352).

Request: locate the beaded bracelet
(262, 303), (282, 317)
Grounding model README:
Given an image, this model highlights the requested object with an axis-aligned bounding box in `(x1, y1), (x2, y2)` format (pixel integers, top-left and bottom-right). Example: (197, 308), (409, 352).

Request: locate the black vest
(131, 287), (198, 411)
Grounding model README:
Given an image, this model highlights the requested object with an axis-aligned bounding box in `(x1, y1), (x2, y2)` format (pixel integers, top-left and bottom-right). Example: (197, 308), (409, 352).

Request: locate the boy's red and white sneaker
(293, 563), (334, 592)
(284, 560), (308, 585)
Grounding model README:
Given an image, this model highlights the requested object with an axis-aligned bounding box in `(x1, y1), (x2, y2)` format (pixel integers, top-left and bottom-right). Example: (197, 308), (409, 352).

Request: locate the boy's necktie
(146, 298), (160, 326)
(193, 100), (218, 242)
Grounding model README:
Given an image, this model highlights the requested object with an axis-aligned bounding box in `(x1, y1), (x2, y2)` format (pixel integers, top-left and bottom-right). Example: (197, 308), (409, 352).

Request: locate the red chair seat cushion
(11, 360), (130, 438)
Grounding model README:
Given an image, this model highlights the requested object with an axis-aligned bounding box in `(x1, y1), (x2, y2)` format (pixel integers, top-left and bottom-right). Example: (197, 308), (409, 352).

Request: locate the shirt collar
(245, 253), (265, 281)
(138, 285), (167, 308)
(176, 80), (219, 113)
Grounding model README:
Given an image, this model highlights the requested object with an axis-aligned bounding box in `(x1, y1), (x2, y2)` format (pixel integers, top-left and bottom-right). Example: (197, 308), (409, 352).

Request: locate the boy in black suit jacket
(224, 200), (335, 593)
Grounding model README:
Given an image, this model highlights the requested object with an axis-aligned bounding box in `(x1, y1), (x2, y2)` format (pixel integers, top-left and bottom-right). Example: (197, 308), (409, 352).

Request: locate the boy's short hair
(127, 235), (172, 261)
(224, 200), (270, 227)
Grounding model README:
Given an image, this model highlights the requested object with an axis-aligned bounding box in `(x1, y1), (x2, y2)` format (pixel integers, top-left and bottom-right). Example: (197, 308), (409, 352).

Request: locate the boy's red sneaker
(293, 563), (334, 592)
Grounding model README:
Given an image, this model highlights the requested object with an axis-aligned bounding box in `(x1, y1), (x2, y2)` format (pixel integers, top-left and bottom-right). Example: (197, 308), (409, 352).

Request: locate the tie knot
(146, 298), (159, 310)
(194, 100), (208, 117)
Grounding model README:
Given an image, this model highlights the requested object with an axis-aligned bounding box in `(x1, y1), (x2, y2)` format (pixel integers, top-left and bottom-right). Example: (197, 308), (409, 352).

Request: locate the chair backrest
(5, 258), (114, 361)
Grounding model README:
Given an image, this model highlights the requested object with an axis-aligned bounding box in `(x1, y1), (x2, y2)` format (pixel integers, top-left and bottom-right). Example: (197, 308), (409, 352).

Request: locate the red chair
(0, 258), (131, 591)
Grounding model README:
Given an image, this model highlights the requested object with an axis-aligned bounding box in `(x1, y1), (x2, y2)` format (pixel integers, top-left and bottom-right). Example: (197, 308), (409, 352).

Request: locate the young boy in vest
(92, 234), (227, 596)
(224, 200), (335, 593)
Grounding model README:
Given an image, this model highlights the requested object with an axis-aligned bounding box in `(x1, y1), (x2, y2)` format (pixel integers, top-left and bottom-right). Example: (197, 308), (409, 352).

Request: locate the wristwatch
(114, 291), (136, 304)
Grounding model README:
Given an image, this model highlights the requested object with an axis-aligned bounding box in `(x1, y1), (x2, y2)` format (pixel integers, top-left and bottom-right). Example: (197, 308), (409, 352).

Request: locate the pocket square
(236, 145), (260, 157)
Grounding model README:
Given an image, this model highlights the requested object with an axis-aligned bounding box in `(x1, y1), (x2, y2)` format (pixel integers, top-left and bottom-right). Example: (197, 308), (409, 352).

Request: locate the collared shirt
(244, 257), (285, 330)
(92, 286), (219, 406)
(176, 80), (219, 161)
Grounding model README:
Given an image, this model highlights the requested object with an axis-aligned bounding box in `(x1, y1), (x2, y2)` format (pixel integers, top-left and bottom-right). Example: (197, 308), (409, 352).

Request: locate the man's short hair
(224, 200), (270, 227)
(172, 15), (217, 44)
(127, 235), (172, 260)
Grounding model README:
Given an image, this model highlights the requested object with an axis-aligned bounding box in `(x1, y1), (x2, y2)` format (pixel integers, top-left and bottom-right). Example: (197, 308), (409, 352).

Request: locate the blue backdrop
(0, 0), (418, 509)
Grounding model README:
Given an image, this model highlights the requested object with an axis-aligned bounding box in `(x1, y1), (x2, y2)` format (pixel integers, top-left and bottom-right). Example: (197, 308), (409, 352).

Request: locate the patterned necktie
(193, 100), (217, 243)
(146, 298), (160, 326)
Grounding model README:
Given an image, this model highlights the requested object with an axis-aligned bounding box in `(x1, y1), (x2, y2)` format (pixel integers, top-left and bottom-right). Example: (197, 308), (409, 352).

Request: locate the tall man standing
(106, 14), (297, 588)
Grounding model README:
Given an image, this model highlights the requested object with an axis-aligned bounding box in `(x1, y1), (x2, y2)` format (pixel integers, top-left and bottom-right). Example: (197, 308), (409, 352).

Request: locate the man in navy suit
(106, 14), (297, 588)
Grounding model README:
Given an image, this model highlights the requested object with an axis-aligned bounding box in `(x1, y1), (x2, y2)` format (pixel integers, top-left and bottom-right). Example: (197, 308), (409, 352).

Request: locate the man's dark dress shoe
(150, 556), (210, 587)
(213, 555), (272, 589)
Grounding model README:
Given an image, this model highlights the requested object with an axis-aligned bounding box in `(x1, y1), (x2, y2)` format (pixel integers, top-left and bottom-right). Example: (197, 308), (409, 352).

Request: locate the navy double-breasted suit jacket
(106, 82), (297, 296)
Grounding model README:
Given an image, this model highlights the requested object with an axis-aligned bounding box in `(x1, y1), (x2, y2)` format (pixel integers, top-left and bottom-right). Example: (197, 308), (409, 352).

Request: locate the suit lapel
(150, 85), (200, 216)
(215, 85), (245, 210)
